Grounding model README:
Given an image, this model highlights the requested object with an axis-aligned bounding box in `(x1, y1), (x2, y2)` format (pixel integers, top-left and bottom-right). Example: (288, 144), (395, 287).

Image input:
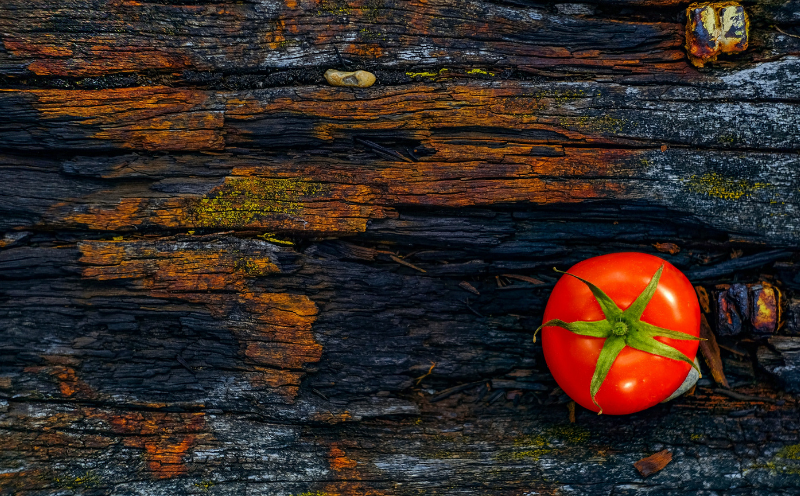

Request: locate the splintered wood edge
(634, 449), (674, 477)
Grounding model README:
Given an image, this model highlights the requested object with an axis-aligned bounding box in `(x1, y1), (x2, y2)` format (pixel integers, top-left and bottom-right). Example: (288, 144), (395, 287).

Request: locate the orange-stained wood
(319, 442), (388, 496)
(78, 238), (322, 399)
(109, 411), (206, 479)
(0, 0), (689, 78)
(28, 87), (224, 151)
(48, 144), (634, 236)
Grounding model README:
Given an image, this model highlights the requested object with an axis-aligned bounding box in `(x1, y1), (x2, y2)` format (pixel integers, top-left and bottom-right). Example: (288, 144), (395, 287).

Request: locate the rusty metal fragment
(718, 4), (749, 53)
(634, 449), (673, 477)
(717, 284), (746, 336)
(751, 284), (779, 334)
(685, 2), (748, 67)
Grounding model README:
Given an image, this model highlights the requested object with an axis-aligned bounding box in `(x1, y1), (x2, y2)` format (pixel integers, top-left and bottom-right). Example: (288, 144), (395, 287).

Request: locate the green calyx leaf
(590, 335), (626, 415)
(536, 263), (703, 414)
(553, 267), (622, 320)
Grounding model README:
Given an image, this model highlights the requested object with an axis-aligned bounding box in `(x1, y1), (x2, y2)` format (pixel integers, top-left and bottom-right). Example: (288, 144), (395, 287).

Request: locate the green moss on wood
(495, 425), (591, 462)
(53, 471), (101, 490)
(684, 172), (770, 201)
(190, 177), (324, 228)
(751, 444), (800, 475)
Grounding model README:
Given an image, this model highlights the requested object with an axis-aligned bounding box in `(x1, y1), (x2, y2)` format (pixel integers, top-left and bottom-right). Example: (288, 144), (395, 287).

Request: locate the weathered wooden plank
(1, 211), (799, 494)
(2, 1), (800, 494)
(2, 144), (798, 243)
(2, 0), (798, 82)
(4, 70), (800, 152)
(1, 64), (799, 241)
(0, 0), (688, 80)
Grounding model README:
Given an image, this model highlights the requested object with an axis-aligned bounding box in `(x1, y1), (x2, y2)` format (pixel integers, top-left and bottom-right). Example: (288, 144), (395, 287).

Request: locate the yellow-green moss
(751, 444), (800, 475)
(194, 480), (216, 491)
(316, 0), (351, 16)
(233, 258), (273, 277)
(191, 177), (323, 228)
(777, 444), (800, 460)
(277, 39), (299, 49)
(54, 471), (100, 490)
(684, 172), (770, 201)
(257, 232), (295, 246)
(359, 27), (387, 41)
(432, 450), (480, 459)
(406, 68), (449, 78)
(362, 0), (385, 22)
(496, 425), (591, 462)
(560, 114), (629, 134)
(466, 68), (494, 76)
(531, 89), (587, 103)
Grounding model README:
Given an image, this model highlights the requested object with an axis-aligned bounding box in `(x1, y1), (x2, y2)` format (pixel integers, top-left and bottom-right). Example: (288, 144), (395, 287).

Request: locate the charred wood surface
(2, 0), (800, 495)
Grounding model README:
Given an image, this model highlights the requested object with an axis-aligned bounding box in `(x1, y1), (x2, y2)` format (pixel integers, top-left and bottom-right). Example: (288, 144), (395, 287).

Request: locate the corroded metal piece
(718, 4), (749, 53)
(686, 2), (749, 67)
(717, 288), (744, 336)
(716, 282), (781, 335)
(751, 284), (779, 334)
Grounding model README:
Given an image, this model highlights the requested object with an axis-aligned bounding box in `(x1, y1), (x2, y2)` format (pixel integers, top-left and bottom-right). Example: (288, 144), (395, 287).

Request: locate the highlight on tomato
(534, 252), (702, 415)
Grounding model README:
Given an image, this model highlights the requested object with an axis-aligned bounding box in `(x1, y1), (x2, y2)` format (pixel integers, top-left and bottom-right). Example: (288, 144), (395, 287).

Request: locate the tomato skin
(541, 252), (701, 415)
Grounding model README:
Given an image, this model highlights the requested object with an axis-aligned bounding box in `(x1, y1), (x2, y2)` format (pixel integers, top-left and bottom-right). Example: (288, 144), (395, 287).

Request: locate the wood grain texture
(2, 0), (800, 494)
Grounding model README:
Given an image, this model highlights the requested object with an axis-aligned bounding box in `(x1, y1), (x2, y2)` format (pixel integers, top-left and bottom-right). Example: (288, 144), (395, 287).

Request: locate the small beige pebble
(324, 69), (376, 88)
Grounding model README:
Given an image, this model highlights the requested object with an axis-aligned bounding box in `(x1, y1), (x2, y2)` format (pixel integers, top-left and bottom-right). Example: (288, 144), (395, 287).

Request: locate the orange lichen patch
(79, 239), (280, 292)
(267, 19), (288, 50)
(3, 37), (73, 57)
(1, 403), (214, 491)
(329, 445), (358, 471)
(239, 292), (322, 369)
(29, 87), (223, 151)
(0, 469), (53, 494)
(319, 442), (388, 496)
(107, 411), (206, 479)
(344, 42), (385, 59)
(57, 198), (147, 232)
(695, 286), (711, 313)
(23, 356), (95, 399)
(53, 366), (93, 398)
(27, 50), (195, 77)
(79, 237), (322, 400)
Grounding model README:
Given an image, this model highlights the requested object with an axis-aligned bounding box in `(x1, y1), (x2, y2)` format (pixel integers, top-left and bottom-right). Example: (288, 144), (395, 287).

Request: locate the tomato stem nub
(535, 264), (702, 414)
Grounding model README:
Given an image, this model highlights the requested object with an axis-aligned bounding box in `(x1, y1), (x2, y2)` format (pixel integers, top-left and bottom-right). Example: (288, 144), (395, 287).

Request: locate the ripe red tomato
(541, 252), (701, 415)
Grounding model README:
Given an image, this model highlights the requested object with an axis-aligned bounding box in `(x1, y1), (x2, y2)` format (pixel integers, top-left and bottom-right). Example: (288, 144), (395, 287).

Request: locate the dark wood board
(1, 0), (800, 494)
